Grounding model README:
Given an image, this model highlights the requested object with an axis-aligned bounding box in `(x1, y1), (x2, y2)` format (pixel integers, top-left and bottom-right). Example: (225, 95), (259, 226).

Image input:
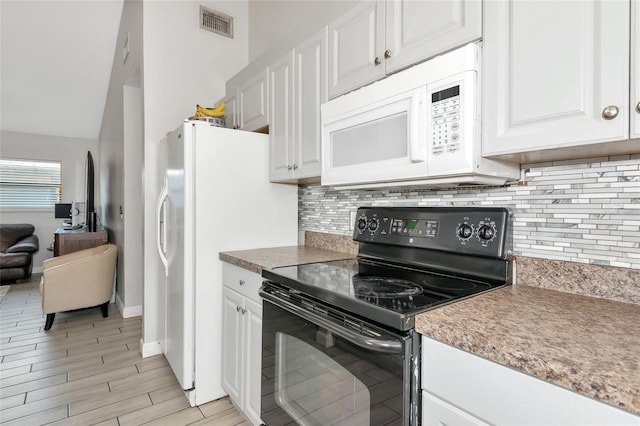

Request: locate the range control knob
(357, 217), (368, 232)
(368, 218), (380, 232)
(477, 224), (496, 241)
(456, 223), (474, 240)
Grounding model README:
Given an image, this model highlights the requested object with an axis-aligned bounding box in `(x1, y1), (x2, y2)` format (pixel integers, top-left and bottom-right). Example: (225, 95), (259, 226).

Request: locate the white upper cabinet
(328, 0), (481, 99)
(238, 68), (269, 132)
(328, 1), (385, 99)
(632, 0), (640, 139)
(270, 28), (327, 182)
(269, 51), (295, 181)
(385, 0), (482, 74)
(483, 0), (638, 162)
(223, 92), (238, 130)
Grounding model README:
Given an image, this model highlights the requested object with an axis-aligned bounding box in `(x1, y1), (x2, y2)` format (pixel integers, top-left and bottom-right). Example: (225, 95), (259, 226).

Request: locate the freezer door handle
(156, 177), (169, 277)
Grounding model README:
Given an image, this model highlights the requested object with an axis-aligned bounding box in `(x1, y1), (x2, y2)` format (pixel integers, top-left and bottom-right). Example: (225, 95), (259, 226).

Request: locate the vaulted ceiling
(1, 1), (124, 141)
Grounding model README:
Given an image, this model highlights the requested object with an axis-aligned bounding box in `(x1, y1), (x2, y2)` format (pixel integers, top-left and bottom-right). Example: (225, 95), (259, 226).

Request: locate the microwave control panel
(430, 84), (461, 156)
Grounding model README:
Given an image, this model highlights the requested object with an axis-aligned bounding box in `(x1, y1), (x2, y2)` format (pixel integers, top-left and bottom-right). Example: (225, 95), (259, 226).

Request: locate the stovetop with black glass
(262, 207), (513, 331)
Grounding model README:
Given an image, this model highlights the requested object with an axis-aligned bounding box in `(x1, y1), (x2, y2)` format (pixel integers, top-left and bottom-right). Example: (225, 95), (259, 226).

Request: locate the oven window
(275, 333), (370, 425)
(262, 301), (409, 426)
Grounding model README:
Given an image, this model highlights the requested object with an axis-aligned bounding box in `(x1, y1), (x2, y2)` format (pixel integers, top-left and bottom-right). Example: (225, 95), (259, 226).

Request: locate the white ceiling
(1, 0), (123, 141)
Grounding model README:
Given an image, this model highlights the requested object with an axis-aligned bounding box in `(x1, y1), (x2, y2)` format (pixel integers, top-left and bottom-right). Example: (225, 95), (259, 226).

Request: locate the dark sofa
(1, 224), (39, 283)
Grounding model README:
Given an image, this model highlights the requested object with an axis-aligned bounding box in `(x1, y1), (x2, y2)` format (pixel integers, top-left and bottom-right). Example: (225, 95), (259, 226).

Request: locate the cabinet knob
(602, 105), (619, 120)
(384, 49), (392, 59)
(287, 165), (292, 170)
(241, 308), (247, 315)
(239, 279), (245, 286)
(292, 164), (298, 170)
(236, 305), (241, 312)
(636, 101), (640, 114)
(374, 57), (381, 66)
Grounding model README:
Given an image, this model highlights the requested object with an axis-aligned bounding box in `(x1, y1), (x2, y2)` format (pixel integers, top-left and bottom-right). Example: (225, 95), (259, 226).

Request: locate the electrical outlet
(349, 211), (357, 231)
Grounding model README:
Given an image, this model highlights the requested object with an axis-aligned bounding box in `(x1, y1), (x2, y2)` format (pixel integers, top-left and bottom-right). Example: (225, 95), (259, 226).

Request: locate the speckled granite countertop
(219, 245), (356, 275)
(415, 284), (640, 415)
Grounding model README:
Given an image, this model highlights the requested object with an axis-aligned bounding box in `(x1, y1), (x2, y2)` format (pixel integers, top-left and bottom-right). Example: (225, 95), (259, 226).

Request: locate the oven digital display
(390, 218), (438, 238)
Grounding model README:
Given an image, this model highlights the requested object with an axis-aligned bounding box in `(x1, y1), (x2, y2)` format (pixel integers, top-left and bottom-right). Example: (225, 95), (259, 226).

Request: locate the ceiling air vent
(200, 6), (233, 38)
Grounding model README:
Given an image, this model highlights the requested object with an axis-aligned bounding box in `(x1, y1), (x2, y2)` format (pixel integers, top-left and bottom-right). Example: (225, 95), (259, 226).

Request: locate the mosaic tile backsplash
(299, 155), (640, 269)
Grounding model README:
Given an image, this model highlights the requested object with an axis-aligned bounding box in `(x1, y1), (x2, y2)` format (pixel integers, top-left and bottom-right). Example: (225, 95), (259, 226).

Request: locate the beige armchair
(40, 244), (117, 331)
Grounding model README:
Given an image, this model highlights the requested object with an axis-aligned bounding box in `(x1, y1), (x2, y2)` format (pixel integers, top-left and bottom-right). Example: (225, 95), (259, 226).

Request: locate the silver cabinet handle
(239, 280), (245, 286)
(287, 165), (292, 171)
(374, 57), (381, 66)
(292, 164), (298, 170)
(602, 105), (619, 120)
(384, 49), (392, 58)
(242, 308), (247, 315)
(236, 305), (241, 312)
(636, 101), (640, 114)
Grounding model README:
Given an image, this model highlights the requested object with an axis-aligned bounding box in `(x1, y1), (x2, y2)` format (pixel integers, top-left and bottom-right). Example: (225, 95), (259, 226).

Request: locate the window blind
(0, 159), (62, 208)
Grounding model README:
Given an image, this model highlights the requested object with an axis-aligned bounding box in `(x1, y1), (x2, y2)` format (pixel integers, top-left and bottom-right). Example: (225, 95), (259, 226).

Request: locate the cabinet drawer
(422, 391), (489, 426)
(222, 262), (262, 303)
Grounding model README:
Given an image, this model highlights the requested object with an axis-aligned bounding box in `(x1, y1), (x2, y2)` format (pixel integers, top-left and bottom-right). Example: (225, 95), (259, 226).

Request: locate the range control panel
(353, 206), (512, 259)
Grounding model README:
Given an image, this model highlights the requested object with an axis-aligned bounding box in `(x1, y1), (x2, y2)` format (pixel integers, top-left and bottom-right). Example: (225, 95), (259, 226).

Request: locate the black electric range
(262, 206), (513, 331)
(259, 207), (513, 426)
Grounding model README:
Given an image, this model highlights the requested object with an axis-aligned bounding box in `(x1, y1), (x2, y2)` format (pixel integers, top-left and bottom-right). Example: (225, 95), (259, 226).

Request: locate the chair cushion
(0, 252), (31, 268)
(0, 224), (35, 253)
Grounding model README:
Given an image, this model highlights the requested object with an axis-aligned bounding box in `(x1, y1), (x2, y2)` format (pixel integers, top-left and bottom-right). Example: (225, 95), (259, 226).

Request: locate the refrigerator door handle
(156, 177), (169, 277)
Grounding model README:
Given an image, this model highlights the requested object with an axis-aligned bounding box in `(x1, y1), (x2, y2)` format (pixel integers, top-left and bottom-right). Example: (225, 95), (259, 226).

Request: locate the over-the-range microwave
(320, 43), (520, 189)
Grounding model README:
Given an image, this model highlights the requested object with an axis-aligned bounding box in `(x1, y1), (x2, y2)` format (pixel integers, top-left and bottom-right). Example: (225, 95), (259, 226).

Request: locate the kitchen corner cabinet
(222, 92), (238, 130)
(225, 69), (269, 132)
(421, 337), (638, 425)
(221, 263), (263, 426)
(483, 0), (640, 162)
(328, 0), (481, 99)
(269, 28), (326, 182)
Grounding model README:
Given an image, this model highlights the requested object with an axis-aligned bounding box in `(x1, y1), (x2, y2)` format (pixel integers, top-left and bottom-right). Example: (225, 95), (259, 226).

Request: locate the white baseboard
(140, 338), (163, 358)
(115, 293), (142, 318)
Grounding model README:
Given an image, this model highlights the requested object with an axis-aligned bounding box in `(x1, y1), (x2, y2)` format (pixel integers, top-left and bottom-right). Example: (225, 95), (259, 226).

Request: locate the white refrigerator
(156, 121), (298, 406)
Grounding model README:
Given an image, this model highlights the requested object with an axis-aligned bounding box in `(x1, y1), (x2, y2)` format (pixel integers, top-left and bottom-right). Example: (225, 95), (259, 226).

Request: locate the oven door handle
(261, 291), (404, 354)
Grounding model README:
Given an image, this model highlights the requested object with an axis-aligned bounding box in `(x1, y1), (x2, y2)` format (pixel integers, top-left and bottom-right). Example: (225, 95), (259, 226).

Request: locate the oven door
(260, 287), (420, 426)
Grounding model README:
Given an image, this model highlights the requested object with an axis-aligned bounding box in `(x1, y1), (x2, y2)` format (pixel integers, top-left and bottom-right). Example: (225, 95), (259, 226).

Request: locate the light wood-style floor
(0, 276), (249, 426)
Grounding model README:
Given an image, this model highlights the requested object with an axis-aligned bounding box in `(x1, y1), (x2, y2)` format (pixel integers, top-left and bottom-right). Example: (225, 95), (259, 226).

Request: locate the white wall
(141, 0), (249, 354)
(0, 130), (98, 270)
(99, 0), (143, 317)
(248, 0), (354, 61)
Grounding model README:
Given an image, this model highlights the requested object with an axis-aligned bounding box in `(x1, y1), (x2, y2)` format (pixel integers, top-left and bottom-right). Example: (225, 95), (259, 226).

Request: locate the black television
(85, 151), (96, 231)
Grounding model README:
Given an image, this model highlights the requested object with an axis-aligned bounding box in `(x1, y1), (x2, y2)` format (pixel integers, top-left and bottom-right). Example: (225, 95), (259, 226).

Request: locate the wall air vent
(200, 6), (233, 38)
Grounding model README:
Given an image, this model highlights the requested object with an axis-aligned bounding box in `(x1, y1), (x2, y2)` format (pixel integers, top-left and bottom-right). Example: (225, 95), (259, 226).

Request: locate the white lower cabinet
(222, 263), (263, 425)
(421, 336), (639, 426)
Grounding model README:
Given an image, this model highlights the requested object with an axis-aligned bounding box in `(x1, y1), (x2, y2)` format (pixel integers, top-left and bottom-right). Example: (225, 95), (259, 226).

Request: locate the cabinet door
(242, 297), (263, 426)
(269, 51), (295, 182)
(239, 68), (269, 131)
(224, 93), (238, 129)
(293, 27), (327, 180)
(221, 287), (243, 404)
(328, 0), (385, 99)
(483, 0), (630, 158)
(385, 0), (481, 74)
(632, 0), (640, 138)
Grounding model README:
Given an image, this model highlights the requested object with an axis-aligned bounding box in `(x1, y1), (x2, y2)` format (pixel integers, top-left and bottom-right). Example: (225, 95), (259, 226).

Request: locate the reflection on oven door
(275, 332), (370, 425)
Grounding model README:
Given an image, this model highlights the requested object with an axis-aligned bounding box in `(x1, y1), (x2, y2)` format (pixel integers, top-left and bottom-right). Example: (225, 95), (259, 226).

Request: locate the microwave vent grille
(199, 6), (233, 38)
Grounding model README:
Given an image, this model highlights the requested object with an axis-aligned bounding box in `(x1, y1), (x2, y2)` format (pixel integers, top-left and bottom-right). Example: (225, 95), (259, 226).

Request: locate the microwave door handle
(261, 290), (403, 354)
(409, 90), (427, 163)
